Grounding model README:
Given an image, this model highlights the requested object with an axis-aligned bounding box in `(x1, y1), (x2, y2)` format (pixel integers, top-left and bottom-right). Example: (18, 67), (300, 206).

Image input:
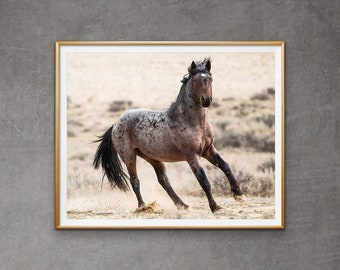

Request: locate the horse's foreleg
(187, 155), (221, 212)
(158, 174), (189, 209)
(203, 145), (245, 201)
(139, 155), (189, 209)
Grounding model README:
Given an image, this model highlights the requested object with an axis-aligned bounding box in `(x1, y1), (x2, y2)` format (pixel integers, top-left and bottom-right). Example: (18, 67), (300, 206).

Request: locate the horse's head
(187, 58), (213, 108)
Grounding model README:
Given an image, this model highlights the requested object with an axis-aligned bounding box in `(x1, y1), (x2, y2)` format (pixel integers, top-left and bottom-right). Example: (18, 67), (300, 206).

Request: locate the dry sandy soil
(66, 52), (276, 221)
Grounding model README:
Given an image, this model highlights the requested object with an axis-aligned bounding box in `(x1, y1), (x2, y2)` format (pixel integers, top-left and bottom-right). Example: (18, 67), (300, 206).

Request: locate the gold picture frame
(55, 41), (285, 229)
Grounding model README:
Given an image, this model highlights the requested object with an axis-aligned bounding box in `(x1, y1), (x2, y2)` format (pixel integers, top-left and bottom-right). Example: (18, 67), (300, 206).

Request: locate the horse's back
(111, 109), (186, 162)
(112, 109), (156, 137)
(113, 108), (164, 130)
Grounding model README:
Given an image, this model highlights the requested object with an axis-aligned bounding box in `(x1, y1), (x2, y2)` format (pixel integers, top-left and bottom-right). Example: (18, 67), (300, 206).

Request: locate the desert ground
(66, 52), (276, 220)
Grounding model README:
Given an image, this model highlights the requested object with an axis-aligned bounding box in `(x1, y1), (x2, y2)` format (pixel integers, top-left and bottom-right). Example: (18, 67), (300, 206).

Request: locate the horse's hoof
(234, 194), (246, 202)
(211, 205), (223, 213)
(176, 203), (190, 210)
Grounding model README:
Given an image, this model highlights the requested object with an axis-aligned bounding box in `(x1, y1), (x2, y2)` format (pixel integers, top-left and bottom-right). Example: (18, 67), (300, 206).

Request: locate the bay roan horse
(93, 58), (245, 213)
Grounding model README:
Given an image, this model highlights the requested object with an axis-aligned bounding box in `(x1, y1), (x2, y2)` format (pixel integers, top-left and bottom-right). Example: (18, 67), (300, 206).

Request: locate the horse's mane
(167, 83), (187, 120)
(181, 57), (212, 84)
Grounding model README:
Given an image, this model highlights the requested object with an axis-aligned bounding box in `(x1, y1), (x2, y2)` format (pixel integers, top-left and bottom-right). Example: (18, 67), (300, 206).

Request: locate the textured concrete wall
(0, 1), (338, 269)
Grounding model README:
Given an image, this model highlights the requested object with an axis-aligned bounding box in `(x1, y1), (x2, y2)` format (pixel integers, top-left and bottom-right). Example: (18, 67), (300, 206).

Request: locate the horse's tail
(93, 126), (130, 191)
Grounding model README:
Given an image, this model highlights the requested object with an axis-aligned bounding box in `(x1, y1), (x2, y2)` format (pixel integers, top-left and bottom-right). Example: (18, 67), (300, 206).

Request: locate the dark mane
(191, 57), (212, 73)
(181, 58), (212, 84)
(168, 83), (187, 120)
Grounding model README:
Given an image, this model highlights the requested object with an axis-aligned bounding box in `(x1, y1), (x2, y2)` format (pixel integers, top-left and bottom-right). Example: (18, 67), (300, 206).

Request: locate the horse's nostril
(201, 96), (212, 107)
(201, 96), (211, 102)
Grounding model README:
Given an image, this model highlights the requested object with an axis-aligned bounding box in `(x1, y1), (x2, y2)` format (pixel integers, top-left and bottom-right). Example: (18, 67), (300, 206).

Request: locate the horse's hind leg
(139, 154), (189, 209)
(203, 145), (245, 201)
(122, 152), (145, 208)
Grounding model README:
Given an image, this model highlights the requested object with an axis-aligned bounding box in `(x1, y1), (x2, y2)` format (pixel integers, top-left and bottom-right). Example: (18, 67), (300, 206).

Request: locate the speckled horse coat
(94, 58), (244, 213)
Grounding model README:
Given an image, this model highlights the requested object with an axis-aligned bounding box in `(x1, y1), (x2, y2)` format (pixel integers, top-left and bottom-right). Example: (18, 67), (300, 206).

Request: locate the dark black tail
(93, 126), (130, 191)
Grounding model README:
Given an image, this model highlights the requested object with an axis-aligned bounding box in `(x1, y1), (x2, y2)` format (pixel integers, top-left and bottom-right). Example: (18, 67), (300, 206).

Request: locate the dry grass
(213, 88), (275, 152)
(257, 157), (275, 173)
(207, 165), (275, 198)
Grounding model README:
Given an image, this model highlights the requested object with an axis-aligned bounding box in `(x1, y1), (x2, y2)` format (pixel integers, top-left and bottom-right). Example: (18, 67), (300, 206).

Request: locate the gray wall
(0, 1), (338, 269)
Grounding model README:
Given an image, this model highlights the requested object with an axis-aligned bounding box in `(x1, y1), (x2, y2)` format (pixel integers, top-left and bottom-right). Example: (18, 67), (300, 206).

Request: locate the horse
(93, 58), (245, 213)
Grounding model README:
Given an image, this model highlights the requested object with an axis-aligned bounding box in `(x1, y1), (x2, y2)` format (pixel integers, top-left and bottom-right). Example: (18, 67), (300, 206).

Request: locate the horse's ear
(205, 59), (211, 72)
(189, 61), (196, 72)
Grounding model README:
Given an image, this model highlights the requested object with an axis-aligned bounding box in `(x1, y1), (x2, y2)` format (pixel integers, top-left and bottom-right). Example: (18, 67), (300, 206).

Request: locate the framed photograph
(55, 41), (285, 229)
